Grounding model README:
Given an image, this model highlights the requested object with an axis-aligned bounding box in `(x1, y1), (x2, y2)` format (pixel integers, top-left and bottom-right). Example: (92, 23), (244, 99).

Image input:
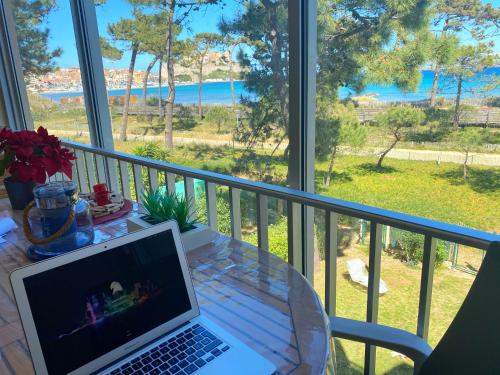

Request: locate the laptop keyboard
(106, 324), (230, 375)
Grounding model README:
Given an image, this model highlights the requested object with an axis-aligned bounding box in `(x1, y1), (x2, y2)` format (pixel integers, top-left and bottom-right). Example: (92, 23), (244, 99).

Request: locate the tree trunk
(377, 134), (400, 168)
(164, 3), (175, 149)
(158, 60), (162, 116)
(263, 0), (290, 183)
(120, 44), (138, 142)
(198, 59), (203, 118)
(453, 71), (464, 131)
(265, 1), (288, 130)
(430, 22), (449, 107)
(324, 145), (337, 187)
(463, 150), (469, 181)
(228, 45), (236, 107)
(430, 63), (441, 107)
(142, 57), (158, 106)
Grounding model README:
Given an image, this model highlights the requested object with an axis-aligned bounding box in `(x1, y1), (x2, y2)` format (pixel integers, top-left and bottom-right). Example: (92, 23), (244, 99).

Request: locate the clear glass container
(26, 182), (94, 260)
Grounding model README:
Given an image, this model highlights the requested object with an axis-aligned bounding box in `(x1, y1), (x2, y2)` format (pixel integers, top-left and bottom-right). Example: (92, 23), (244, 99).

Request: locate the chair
(332, 241), (500, 374)
(346, 259), (389, 294)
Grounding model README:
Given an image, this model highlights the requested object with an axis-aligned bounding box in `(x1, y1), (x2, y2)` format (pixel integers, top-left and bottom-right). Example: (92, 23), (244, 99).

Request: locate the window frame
(0, 0), (317, 279)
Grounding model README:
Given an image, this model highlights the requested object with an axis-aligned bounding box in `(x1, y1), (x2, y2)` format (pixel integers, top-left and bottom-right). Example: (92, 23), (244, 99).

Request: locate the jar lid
(34, 182), (72, 209)
(34, 183), (64, 199)
(61, 181), (77, 196)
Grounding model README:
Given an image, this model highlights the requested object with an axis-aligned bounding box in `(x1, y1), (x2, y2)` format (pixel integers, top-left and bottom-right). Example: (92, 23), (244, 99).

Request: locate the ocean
(43, 67), (500, 104)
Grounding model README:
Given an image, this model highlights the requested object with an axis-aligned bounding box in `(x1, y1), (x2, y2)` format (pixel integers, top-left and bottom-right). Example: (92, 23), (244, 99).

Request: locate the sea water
(42, 67), (500, 104)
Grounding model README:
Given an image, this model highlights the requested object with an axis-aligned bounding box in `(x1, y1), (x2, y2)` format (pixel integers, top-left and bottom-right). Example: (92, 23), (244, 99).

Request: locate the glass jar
(26, 182), (94, 260)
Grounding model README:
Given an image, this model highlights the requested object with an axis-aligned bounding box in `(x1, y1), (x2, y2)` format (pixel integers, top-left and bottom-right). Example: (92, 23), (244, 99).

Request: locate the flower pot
(4, 177), (36, 210)
(126, 216), (219, 252)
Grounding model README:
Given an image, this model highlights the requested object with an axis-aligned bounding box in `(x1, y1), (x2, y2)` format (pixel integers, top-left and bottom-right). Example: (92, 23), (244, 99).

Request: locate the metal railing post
(417, 236), (437, 340)
(205, 181), (218, 230)
(119, 161), (131, 200)
(365, 222), (383, 375)
(287, 201), (303, 270)
(229, 187), (242, 240)
(256, 193), (269, 251)
(325, 211), (339, 316)
(132, 164), (144, 202)
(184, 177), (196, 221)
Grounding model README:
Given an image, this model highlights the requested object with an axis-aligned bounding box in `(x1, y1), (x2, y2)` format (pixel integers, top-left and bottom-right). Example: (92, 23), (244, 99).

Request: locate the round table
(0, 199), (333, 374)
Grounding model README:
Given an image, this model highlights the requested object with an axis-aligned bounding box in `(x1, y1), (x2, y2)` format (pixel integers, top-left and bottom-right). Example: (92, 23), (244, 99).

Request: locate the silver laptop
(11, 221), (276, 375)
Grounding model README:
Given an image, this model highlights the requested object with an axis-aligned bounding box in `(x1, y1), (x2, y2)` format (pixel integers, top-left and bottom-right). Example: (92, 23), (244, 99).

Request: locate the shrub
(132, 142), (168, 161)
(146, 96), (160, 106)
(376, 106), (426, 129)
(176, 74), (192, 82)
(244, 216), (289, 262)
(196, 193), (232, 236)
(394, 232), (448, 266)
(486, 96), (500, 108)
(175, 105), (197, 130)
(205, 106), (234, 133)
(207, 69), (229, 80)
(424, 107), (452, 123)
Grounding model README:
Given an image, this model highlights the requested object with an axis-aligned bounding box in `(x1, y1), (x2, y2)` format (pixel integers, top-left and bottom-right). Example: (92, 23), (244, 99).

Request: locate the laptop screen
(23, 229), (192, 375)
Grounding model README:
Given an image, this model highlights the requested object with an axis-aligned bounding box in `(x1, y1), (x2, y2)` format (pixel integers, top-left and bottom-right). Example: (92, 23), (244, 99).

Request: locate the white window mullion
(70, 0), (114, 151)
(0, 0), (33, 131)
(287, 1), (317, 282)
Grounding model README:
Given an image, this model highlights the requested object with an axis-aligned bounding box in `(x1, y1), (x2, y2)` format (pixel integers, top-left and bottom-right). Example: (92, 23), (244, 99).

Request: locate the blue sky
(45, 0), (239, 70)
(44, 0), (500, 71)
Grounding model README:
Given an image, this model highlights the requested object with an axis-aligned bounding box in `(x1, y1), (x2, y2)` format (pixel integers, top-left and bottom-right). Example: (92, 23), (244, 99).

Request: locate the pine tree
(428, 0), (500, 106)
(107, 9), (142, 141)
(224, 0), (429, 182)
(137, 0), (221, 149)
(12, 0), (62, 78)
(189, 33), (222, 118)
(444, 43), (495, 129)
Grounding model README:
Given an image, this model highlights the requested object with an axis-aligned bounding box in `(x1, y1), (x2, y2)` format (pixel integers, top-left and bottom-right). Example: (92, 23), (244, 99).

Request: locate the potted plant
(126, 188), (218, 252)
(0, 127), (76, 209)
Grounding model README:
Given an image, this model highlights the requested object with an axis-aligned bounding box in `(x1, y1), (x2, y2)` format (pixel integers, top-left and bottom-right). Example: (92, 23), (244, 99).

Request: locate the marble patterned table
(0, 199), (333, 374)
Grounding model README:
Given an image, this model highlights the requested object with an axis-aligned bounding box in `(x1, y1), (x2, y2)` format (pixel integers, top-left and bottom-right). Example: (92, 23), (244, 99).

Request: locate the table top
(0, 199), (331, 375)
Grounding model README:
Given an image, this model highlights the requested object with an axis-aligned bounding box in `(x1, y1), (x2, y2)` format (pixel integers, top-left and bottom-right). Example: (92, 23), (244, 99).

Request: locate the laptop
(11, 221), (276, 375)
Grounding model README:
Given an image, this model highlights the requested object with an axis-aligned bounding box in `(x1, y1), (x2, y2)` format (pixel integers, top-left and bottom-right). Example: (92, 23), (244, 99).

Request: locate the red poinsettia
(0, 127), (76, 184)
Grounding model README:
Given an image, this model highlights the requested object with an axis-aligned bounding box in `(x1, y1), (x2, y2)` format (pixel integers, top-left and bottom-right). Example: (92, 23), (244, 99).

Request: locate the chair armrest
(331, 316), (432, 370)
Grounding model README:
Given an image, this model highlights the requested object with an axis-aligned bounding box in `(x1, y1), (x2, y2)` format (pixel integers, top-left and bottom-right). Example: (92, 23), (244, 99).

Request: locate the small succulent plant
(141, 188), (197, 233)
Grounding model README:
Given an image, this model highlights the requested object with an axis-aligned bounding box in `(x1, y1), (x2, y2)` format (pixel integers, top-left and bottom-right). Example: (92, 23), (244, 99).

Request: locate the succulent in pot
(140, 188), (197, 232)
(127, 187), (218, 252)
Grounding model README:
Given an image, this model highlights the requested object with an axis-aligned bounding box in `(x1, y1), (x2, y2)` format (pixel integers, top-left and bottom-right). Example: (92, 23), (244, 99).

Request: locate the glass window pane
(9, 0), (91, 144)
(95, 0), (290, 186)
(314, 1), (498, 372)
(314, 1), (498, 230)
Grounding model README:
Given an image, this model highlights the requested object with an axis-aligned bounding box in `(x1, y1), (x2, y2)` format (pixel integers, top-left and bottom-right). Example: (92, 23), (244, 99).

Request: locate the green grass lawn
(315, 156), (499, 232)
(313, 242), (476, 374)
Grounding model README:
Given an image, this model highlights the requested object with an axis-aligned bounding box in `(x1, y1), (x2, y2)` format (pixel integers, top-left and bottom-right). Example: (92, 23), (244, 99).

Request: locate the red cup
(95, 191), (110, 206)
(93, 183), (108, 194)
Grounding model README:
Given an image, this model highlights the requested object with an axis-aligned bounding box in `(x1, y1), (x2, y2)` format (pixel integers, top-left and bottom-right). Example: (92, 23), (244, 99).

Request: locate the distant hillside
(27, 50), (245, 93)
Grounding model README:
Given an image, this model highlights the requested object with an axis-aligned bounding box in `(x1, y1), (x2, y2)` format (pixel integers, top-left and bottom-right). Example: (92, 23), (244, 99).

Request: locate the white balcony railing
(61, 140), (499, 374)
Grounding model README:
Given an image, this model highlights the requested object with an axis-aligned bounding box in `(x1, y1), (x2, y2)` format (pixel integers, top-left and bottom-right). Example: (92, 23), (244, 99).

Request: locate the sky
(45, 0), (239, 70)
(42, 0), (500, 71)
